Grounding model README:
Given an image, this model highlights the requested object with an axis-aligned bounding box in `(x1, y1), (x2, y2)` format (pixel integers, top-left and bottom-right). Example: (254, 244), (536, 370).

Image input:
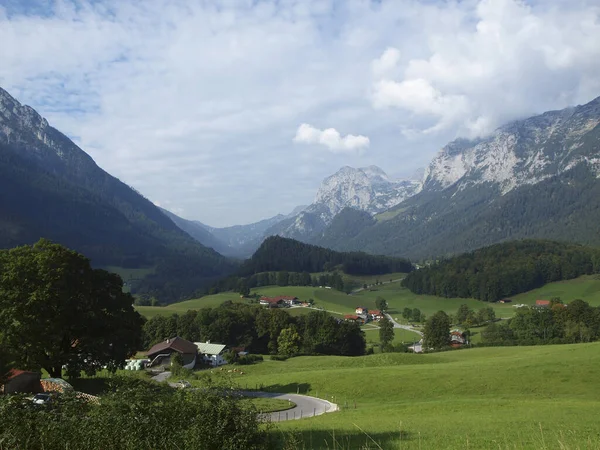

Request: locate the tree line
(402, 240), (600, 302)
(239, 236), (413, 277)
(482, 299), (600, 346)
(209, 270), (357, 298)
(142, 302), (366, 357)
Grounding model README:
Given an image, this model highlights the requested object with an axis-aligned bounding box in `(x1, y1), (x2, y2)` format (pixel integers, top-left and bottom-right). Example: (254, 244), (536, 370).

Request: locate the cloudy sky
(1, 0), (599, 226)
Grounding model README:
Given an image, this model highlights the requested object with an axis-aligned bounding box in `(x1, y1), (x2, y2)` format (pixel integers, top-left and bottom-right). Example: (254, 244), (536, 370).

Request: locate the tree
(411, 308), (422, 323)
(402, 307), (412, 321)
(277, 326), (301, 357)
(238, 282), (250, 297)
(378, 316), (394, 350)
(0, 344), (12, 385)
(455, 304), (472, 325)
(375, 297), (389, 312)
(423, 311), (451, 350)
(0, 240), (144, 378)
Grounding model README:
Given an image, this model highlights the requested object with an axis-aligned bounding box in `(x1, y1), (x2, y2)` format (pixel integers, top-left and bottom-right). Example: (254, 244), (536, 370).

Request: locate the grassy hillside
(216, 344), (600, 449)
(136, 275), (600, 322)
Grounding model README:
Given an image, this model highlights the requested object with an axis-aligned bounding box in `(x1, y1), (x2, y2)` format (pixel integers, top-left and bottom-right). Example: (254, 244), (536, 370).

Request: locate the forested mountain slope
(402, 240), (600, 302)
(238, 236), (413, 276)
(0, 87), (235, 303)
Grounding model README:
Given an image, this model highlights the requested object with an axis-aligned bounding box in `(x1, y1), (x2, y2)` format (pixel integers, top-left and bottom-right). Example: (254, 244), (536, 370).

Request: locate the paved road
(242, 391), (338, 422)
(385, 313), (423, 336)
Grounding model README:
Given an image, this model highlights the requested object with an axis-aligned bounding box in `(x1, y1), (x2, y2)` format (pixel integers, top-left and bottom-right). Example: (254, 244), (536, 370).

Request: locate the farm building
(0, 370), (42, 394)
(450, 330), (467, 347)
(369, 309), (384, 321)
(146, 337), (197, 369)
(535, 300), (551, 308)
(355, 307), (368, 315)
(259, 296), (299, 307)
(195, 341), (228, 367)
(344, 314), (365, 324)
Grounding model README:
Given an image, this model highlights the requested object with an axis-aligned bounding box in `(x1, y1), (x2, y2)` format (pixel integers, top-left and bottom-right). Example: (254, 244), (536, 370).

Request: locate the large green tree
(0, 239), (144, 378)
(423, 311), (451, 350)
(378, 316), (394, 350)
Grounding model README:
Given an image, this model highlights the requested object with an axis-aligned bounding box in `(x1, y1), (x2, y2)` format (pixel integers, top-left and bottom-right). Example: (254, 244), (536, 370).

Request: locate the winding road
(385, 313), (423, 336)
(241, 391), (338, 422)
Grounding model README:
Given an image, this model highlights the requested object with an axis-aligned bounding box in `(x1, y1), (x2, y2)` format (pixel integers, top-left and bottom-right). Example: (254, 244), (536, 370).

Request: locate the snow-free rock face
(310, 165), (422, 222)
(423, 97), (600, 193)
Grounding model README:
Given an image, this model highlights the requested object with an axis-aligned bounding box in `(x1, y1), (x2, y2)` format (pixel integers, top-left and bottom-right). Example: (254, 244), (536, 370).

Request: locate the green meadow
(135, 274), (600, 325)
(215, 343), (600, 449)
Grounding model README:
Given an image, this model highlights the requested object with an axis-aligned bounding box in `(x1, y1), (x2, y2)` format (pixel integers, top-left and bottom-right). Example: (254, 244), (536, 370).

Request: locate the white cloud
(370, 0), (600, 138)
(0, 0), (599, 225)
(294, 123), (369, 153)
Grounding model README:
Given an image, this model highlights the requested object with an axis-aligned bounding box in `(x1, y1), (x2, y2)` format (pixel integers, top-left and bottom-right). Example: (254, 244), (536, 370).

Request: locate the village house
(450, 330), (467, 347)
(344, 314), (365, 324)
(195, 341), (228, 367)
(535, 300), (551, 308)
(146, 336), (197, 369)
(369, 309), (384, 321)
(259, 295), (300, 307)
(355, 306), (368, 315)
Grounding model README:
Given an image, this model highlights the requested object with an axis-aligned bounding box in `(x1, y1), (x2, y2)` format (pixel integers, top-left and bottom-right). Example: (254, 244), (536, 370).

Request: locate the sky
(1, 0), (600, 227)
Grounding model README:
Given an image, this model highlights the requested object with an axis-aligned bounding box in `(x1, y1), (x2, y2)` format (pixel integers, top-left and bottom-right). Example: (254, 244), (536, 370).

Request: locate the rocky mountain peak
(423, 95), (600, 193)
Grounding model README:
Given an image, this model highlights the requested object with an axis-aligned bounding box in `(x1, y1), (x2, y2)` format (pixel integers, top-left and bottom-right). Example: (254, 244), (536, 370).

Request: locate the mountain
(265, 165), (422, 242)
(159, 208), (236, 257)
(238, 235), (413, 277)
(194, 206), (307, 257)
(0, 87), (235, 303)
(317, 96), (600, 260)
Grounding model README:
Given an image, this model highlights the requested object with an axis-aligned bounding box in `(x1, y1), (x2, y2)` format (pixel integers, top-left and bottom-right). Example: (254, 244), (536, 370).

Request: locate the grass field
(135, 275), (600, 325)
(214, 343), (600, 449)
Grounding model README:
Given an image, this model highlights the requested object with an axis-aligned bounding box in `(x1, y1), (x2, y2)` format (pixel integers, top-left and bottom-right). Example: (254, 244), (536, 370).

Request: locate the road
(150, 371), (337, 422)
(385, 313), (423, 336)
(350, 278), (405, 295)
(241, 391), (338, 422)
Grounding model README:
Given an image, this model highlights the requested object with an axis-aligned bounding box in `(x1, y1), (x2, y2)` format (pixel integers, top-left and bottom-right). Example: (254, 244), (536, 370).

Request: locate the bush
(0, 377), (274, 450)
(237, 354), (264, 365)
(270, 355), (289, 361)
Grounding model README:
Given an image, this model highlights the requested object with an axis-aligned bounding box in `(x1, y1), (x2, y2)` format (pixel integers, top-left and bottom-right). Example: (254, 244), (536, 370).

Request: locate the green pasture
(135, 275), (600, 324)
(511, 274), (600, 306)
(221, 343), (600, 449)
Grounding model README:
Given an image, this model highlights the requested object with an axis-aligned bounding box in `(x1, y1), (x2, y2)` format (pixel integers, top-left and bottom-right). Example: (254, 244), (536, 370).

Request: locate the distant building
(450, 330), (466, 347)
(355, 307), (368, 315)
(195, 341), (228, 367)
(146, 337), (197, 369)
(344, 314), (365, 324)
(369, 309), (384, 321)
(259, 296), (299, 307)
(535, 300), (551, 308)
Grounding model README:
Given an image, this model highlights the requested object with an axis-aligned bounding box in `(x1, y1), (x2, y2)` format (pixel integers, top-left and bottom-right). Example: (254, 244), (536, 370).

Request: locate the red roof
(6, 369), (37, 380)
(344, 314), (360, 320)
(370, 310), (382, 316)
(146, 337), (197, 357)
(536, 300), (551, 306)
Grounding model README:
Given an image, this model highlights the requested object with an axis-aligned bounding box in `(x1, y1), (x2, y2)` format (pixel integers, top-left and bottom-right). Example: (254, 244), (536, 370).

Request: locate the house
(1, 370), (42, 394)
(260, 296), (299, 307)
(146, 336), (197, 369)
(369, 309), (384, 321)
(195, 341), (228, 367)
(535, 300), (551, 308)
(259, 297), (286, 308)
(499, 298), (512, 304)
(450, 330), (466, 347)
(355, 307), (368, 315)
(344, 314), (365, 324)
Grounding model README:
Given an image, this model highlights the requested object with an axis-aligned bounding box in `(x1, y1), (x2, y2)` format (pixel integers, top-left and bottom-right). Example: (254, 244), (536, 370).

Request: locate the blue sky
(1, 0), (599, 226)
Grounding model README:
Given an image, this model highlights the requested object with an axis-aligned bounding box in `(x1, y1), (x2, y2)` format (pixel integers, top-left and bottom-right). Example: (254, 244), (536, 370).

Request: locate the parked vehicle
(32, 393), (52, 405)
